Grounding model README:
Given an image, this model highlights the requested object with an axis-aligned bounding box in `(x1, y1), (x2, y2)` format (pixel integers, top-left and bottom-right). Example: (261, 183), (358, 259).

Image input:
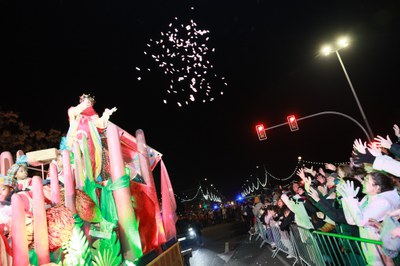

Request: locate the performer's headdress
(79, 94), (96, 104)
(0, 175), (18, 189)
(6, 163), (26, 179)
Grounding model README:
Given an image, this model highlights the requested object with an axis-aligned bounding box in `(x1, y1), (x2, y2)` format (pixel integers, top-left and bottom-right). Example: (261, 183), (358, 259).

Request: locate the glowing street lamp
(321, 37), (373, 140)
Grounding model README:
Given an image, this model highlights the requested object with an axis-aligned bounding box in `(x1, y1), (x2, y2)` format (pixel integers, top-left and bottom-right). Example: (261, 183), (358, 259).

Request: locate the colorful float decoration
(0, 101), (181, 265)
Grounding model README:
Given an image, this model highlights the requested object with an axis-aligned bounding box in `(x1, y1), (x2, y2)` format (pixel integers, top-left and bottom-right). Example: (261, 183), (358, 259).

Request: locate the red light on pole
(287, 115), (299, 131)
(256, 124), (267, 140)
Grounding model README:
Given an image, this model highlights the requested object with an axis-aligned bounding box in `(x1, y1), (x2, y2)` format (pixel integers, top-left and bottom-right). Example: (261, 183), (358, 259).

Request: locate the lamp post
(321, 37), (374, 140)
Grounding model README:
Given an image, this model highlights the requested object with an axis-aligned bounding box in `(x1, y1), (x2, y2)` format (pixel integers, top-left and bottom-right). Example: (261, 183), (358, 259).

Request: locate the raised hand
(374, 135), (393, 149)
(104, 107), (117, 116)
(394, 124), (400, 138)
(318, 184), (328, 196)
(324, 163), (336, 171)
(353, 138), (367, 154)
(296, 168), (306, 181)
(367, 218), (382, 232)
(336, 180), (359, 199)
(307, 186), (320, 202)
(304, 166), (316, 176)
(304, 176), (312, 192)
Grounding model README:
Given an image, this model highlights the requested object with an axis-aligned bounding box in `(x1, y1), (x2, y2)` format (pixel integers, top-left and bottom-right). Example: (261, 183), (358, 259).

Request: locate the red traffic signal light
(256, 124), (267, 140)
(287, 115), (299, 131)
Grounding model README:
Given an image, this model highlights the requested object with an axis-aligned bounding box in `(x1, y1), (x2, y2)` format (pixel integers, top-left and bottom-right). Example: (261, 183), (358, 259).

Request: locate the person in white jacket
(337, 171), (400, 266)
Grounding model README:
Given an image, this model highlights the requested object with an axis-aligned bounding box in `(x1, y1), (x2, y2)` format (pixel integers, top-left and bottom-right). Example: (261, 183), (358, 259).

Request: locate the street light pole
(334, 50), (374, 139)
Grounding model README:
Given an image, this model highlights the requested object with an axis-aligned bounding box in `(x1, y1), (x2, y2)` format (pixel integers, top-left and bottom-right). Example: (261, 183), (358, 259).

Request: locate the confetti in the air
(136, 8), (227, 107)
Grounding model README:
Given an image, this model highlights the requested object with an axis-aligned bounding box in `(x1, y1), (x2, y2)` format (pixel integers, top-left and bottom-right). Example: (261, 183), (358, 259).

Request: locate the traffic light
(287, 115), (299, 131)
(256, 124), (267, 140)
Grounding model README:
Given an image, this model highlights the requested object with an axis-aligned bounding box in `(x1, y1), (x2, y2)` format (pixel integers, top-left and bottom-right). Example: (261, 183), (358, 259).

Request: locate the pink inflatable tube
(106, 123), (142, 261)
(49, 162), (61, 205)
(11, 194), (30, 266)
(0, 151), (13, 176)
(62, 150), (76, 214)
(33, 176), (50, 264)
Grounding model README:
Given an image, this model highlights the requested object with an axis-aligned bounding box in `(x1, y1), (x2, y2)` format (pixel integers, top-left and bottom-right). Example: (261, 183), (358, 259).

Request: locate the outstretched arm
(94, 107), (118, 129)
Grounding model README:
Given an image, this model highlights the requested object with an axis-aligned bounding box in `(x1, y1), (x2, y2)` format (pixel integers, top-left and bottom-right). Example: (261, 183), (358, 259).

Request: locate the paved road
(188, 220), (296, 266)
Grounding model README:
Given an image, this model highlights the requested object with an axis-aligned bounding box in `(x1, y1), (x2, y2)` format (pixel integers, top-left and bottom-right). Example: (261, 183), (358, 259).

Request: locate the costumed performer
(0, 175), (18, 237)
(7, 163), (32, 191)
(66, 93), (117, 181)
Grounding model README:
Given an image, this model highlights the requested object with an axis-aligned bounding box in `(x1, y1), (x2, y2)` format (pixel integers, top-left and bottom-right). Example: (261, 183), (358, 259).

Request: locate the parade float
(0, 95), (182, 266)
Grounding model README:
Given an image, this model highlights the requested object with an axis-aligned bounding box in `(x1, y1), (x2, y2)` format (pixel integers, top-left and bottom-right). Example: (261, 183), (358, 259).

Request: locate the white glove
(337, 180), (360, 199)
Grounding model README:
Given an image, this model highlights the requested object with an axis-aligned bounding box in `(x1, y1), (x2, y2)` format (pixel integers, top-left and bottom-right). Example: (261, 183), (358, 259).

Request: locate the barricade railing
(289, 224), (325, 266)
(290, 224), (385, 266)
(270, 221), (298, 266)
(251, 218), (298, 265)
(254, 217), (272, 248)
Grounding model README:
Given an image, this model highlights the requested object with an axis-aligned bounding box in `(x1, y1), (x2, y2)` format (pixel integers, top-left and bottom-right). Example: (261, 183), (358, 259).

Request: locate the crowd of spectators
(240, 123), (400, 265)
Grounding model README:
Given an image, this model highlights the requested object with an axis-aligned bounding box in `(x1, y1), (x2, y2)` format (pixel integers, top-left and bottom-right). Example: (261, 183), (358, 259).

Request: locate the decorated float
(0, 95), (182, 266)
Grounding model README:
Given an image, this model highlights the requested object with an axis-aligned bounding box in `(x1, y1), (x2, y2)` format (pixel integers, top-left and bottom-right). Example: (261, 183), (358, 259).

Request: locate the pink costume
(66, 106), (103, 180)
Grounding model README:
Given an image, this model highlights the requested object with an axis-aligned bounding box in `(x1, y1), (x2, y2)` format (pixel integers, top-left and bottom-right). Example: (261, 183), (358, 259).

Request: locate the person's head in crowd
(297, 186), (307, 197)
(352, 166), (367, 183)
(392, 175), (400, 191)
(276, 198), (285, 209)
(254, 196), (260, 205)
(363, 171), (396, 195)
(267, 204), (278, 215)
(316, 172), (326, 186)
(290, 181), (300, 195)
(337, 164), (354, 178)
(272, 189), (282, 202)
(295, 186), (307, 202)
(0, 175), (17, 202)
(7, 163), (28, 181)
(326, 172), (339, 188)
(325, 172), (339, 198)
(55, 150), (64, 173)
(263, 197), (271, 207)
(259, 207), (266, 216)
(281, 205), (291, 217)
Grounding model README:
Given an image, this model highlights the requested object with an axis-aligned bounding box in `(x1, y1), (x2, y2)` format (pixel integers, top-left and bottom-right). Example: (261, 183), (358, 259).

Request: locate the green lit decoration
(91, 231), (122, 266)
(62, 226), (92, 266)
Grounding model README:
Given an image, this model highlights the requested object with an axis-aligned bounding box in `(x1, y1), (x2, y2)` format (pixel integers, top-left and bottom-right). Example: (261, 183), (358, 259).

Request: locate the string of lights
(240, 157), (349, 196)
(179, 185), (222, 203)
(299, 159), (349, 166)
(179, 186), (202, 202)
(201, 187), (222, 202)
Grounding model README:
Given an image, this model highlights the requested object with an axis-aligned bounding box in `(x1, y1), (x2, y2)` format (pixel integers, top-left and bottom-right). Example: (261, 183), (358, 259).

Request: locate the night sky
(5, 1), (400, 199)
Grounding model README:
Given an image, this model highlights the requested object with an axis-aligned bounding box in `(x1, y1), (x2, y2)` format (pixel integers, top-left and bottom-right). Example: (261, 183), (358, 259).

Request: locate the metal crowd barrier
(251, 218), (298, 265)
(251, 219), (389, 266)
(290, 224), (385, 266)
(289, 223), (325, 266)
(254, 217), (273, 248)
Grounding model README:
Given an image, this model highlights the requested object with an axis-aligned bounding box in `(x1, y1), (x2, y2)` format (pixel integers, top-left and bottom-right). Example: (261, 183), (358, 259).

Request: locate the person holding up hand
(66, 93), (117, 181)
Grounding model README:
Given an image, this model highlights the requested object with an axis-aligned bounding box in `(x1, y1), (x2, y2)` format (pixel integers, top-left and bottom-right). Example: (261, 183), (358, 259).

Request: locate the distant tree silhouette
(0, 111), (63, 155)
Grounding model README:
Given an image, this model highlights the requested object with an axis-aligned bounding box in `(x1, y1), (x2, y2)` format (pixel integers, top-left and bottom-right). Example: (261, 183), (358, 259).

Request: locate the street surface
(188, 221), (296, 266)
